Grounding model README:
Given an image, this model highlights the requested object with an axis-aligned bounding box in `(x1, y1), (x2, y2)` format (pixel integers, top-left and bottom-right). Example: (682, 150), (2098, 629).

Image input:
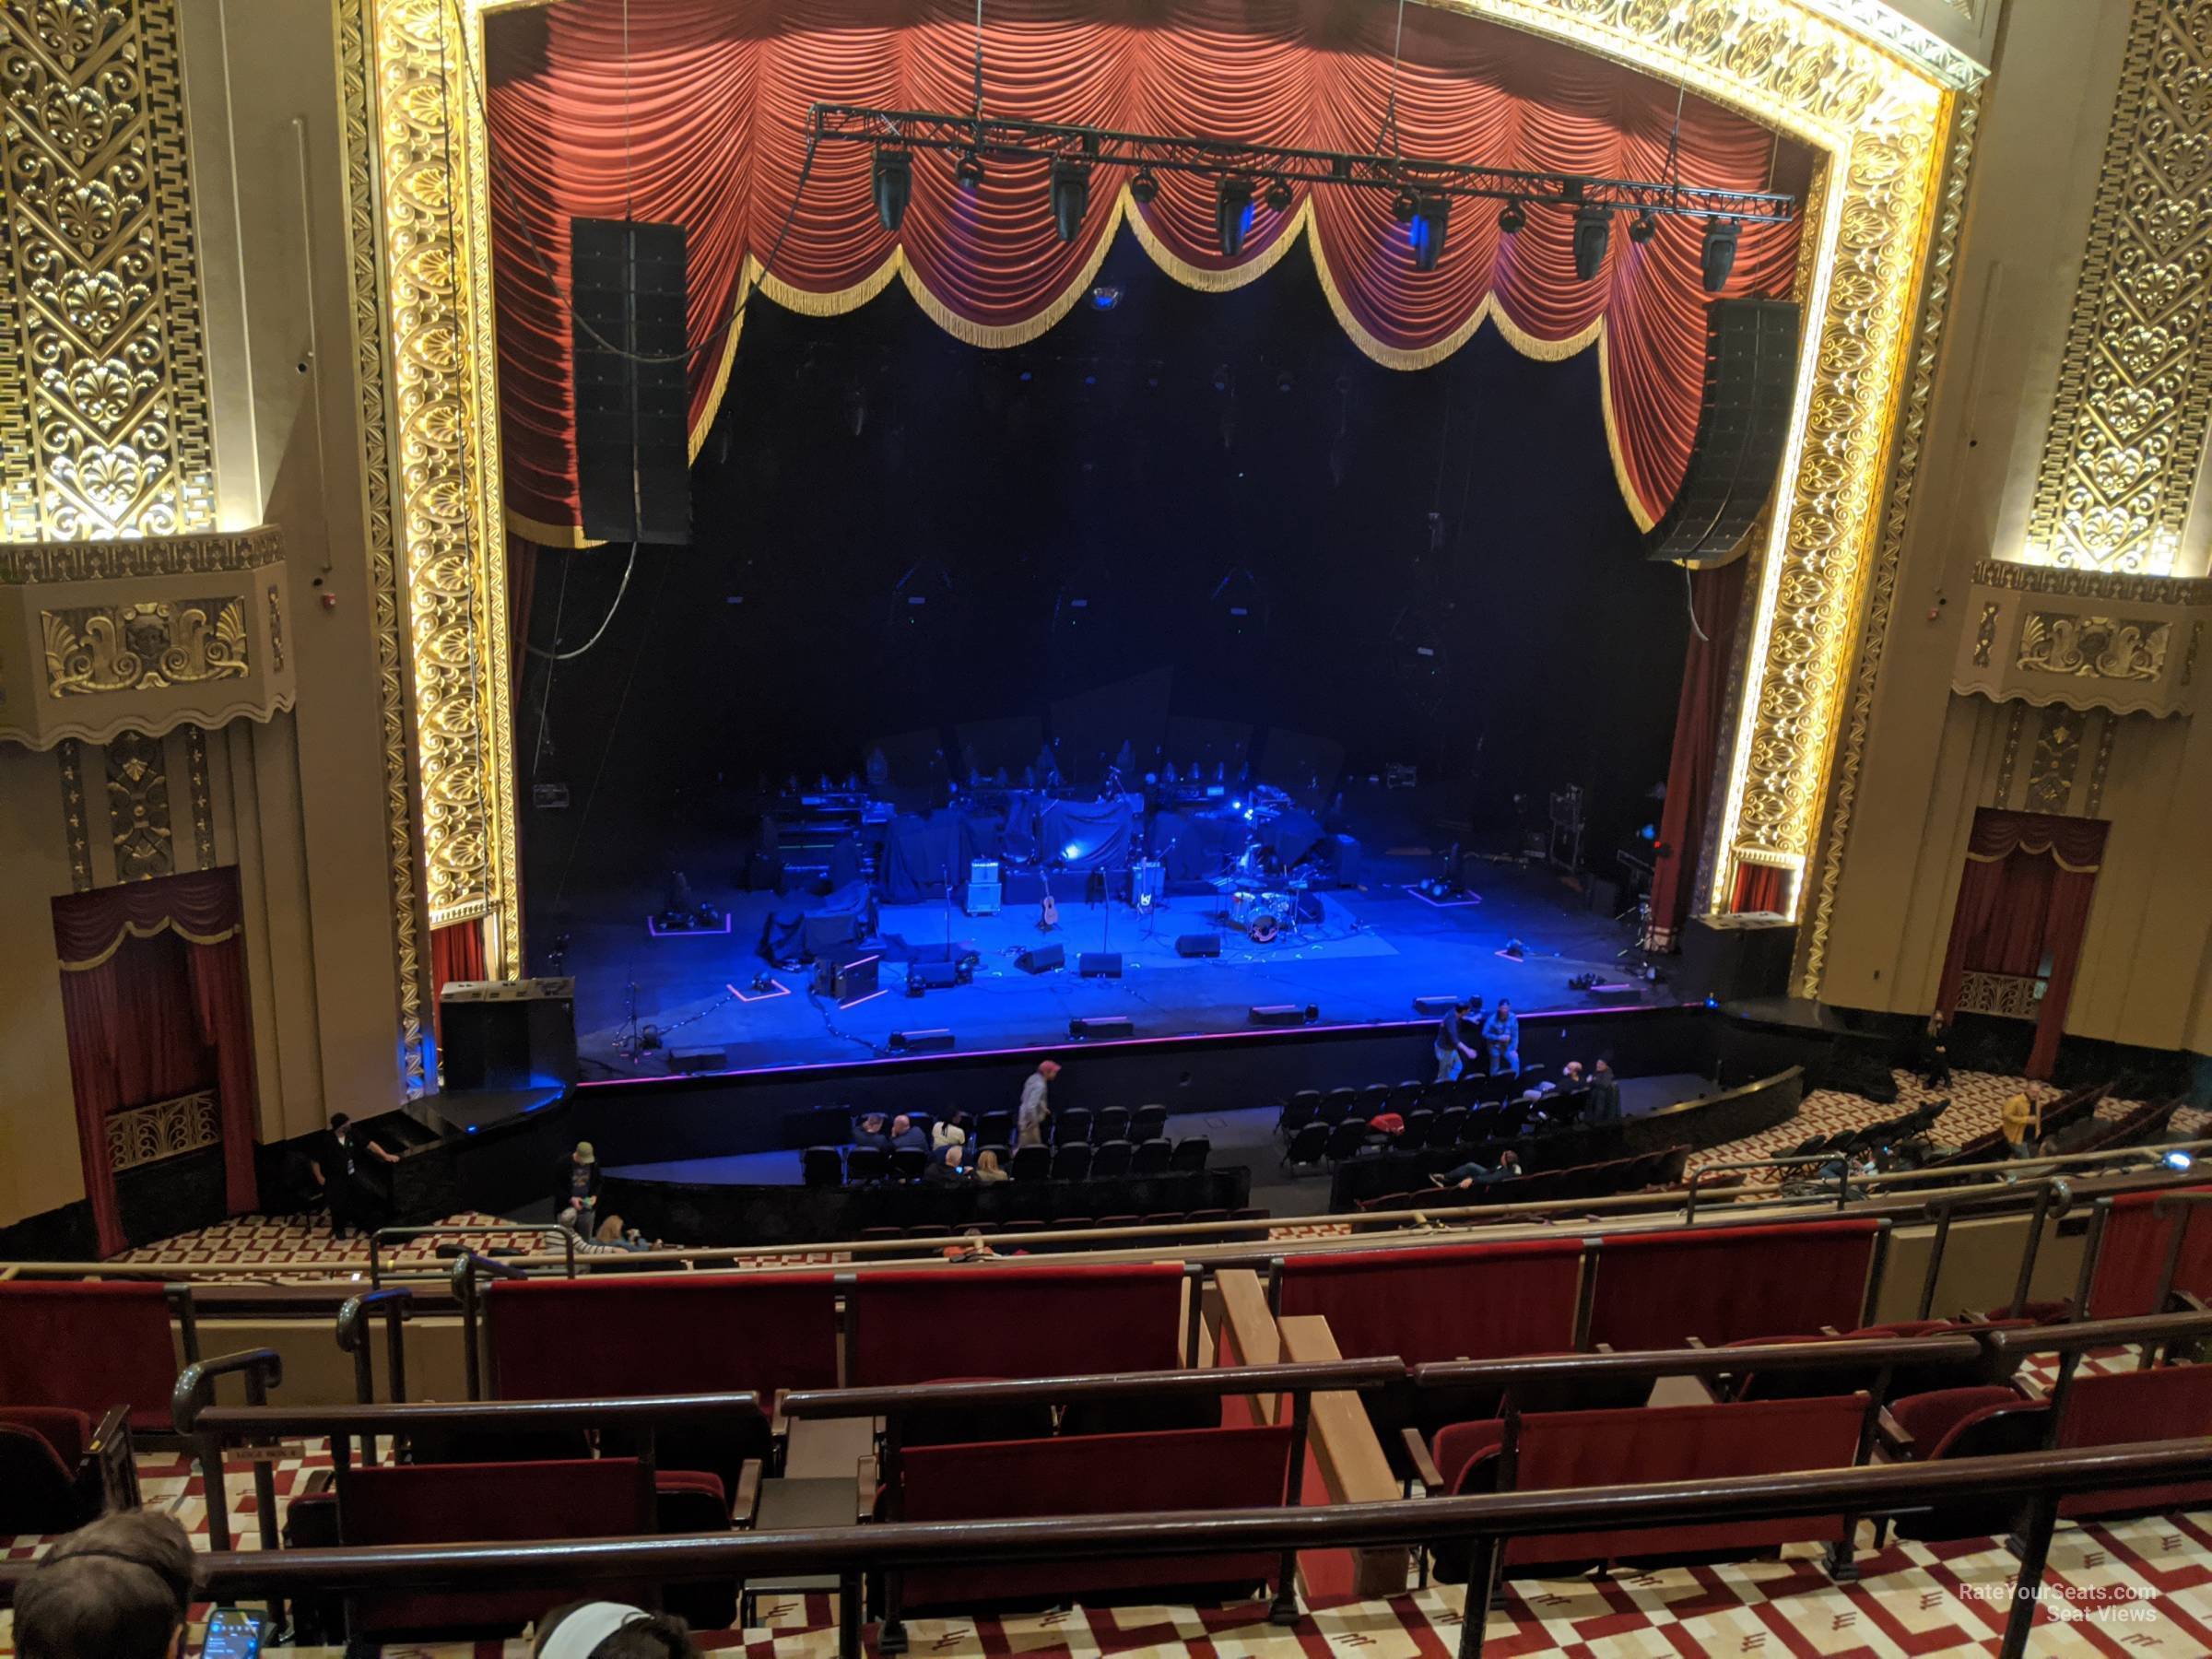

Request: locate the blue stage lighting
(1090, 285), (1123, 310)
(1638, 823), (1658, 841)
(1063, 842), (1082, 860)
(1230, 797), (1242, 810)
(2166, 1149), (2195, 1171)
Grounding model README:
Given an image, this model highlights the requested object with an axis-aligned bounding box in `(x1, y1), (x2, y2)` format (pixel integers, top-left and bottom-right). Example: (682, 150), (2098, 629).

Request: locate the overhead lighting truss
(810, 104), (1796, 227)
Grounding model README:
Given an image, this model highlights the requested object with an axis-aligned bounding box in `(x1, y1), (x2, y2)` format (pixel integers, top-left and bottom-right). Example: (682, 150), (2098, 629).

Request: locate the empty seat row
(1277, 1073), (1551, 1136)
(805, 1135), (1211, 1186)
(1355, 1146), (1688, 1213)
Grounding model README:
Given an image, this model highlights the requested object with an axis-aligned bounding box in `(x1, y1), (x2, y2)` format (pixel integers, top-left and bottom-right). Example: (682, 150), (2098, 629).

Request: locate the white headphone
(537, 1603), (650, 1659)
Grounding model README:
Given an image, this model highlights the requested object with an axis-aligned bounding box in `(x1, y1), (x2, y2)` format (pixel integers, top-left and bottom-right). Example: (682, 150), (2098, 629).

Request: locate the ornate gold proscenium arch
(340, 0), (1975, 1010)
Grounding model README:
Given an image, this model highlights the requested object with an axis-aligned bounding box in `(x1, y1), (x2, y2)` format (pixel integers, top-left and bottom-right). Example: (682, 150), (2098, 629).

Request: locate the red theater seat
(0, 1281), (178, 1432)
(0, 1407), (104, 1534)
(2086, 1189), (2212, 1319)
(845, 1263), (1187, 1386)
(485, 1270), (840, 1403)
(1273, 1240), (1584, 1366)
(884, 1422), (1297, 1609)
(1585, 1219), (1883, 1349)
(337, 1457), (657, 1635)
(2056, 1365), (2212, 1517)
(1423, 1394), (1871, 1572)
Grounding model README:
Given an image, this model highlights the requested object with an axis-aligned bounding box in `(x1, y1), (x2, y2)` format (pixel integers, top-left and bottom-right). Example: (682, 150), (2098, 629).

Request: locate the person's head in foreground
(15, 1512), (198, 1659)
(535, 1601), (700, 1659)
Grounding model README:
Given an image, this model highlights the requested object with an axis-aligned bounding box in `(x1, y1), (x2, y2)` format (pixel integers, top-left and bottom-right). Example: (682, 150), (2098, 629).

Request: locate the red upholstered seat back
(0, 1282), (177, 1431)
(338, 1458), (655, 1632)
(2087, 1189), (2212, 1318)
(0, 1414), (88, 1534)
(847, 1264), (1186, 1386)
(1275, 1241), (1583, 1365)
(893, 1422), (1295, 1606)
(1498, 1394), (1870, 1564)
(2057, 1365), (2212, 1517)
(0, 1406), (92, 1468)
(486, 1271), (839, 1401)
(1585, 1221), (1880, 1349)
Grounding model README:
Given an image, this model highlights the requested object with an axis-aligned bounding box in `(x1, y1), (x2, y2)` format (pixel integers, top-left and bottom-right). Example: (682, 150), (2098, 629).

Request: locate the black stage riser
(572, 1003), (1723, 1164)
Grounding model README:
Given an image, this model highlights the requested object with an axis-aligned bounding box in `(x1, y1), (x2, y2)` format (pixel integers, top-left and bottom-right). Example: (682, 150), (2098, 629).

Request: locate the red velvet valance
(485, 0), (1801, 542)
(52, 865), (241, 971)
(1962, 807), (2108, 874)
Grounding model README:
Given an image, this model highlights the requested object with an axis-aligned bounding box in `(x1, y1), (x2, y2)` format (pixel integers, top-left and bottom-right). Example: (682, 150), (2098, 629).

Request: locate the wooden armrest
(1874, 1406), (1915, 1460)
(88, 1405), (138, 1512)
(855, 1453), (879, 1523)
(771, 1388), (791, 1438)
(1399, 1427), (1445, 1495)
(733, 1458), (764, 1525)
(2012, 1375), (2046, 1403)
(1684, 1336), (1707, 1349)
(2172, 1290), (2209, 1314)
(1819, 1325), (1842, 1337)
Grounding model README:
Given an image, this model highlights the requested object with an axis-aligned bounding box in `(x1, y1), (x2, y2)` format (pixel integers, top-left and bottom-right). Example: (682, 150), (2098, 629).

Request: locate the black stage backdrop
(519, 229), (1688, 903)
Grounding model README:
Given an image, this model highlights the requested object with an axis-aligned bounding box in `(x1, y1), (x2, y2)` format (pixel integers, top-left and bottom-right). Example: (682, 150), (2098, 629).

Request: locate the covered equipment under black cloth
(758, 879), (877, 967)
(1038, 793), (1143, 870)
(880, 811), (966, 901)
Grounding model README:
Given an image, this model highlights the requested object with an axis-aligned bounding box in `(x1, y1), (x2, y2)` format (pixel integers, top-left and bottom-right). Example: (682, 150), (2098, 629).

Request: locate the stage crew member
(1433, 998), (1479, 1082)
(314, 1112), (399, 1240)
(1483, 1000), (1521, 1076)
(1018, 1059), (1061, 1146)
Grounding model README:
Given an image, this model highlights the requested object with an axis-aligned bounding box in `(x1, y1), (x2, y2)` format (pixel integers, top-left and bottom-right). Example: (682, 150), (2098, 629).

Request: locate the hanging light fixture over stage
(1410, 193), (1450, 272)
(1215, 175), (1255, 257)
(1050, 158), (1091, 242)
(1572, 205), (1611, 280)
(1628, 210), (1658, 244)
(872, 147), (912, 231)
(811, 104), (1794, 282)
(1700, 217), (1740, 291)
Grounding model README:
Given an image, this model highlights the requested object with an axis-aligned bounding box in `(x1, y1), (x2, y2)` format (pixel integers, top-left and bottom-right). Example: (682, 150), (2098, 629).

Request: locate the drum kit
(1229, 887), (1298, 943)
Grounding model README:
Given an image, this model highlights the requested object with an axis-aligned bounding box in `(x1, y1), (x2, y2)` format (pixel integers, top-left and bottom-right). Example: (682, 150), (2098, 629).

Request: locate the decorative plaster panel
(1952, 558), (2210, 717)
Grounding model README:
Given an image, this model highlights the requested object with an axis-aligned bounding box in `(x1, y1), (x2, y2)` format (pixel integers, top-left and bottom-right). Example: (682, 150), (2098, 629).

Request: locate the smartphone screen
(199, 1607), (264, 1659)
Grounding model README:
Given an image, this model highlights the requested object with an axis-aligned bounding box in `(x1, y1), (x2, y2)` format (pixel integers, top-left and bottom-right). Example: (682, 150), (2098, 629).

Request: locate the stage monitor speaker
(1018, 943), (1065, 974)
(1646, 299), (1800, 564)
(833, 954), (879, 1002)
(440, 978), (577, 1092)
(1678, 912), (1798, 1004)
(572, 217), (691, 546)
(1068, 1016), (1134, 1039)
(668, 1044), (727, 1075)
(1581, 982), (1645, 1006)
(1079, 951), (1124, 978)
(1249, 1004), (1313, 1027)
(1412, 994), (1464, 1016)
(907, 959), (962, 991)
(1175, 934), (1221, 958)
(889, 1029), (956, 1053)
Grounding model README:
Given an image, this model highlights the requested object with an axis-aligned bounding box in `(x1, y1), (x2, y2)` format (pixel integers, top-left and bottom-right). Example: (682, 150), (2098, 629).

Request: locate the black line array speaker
(1647, 298), (1800, 564)
(440, 978), (577, 1091)
(572, 217), (692, 546)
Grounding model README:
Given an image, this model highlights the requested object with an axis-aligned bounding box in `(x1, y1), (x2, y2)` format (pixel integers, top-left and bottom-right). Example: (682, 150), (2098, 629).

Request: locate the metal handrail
(368, 1223), (574, 1287)
(3, 1438), (2203, 1659)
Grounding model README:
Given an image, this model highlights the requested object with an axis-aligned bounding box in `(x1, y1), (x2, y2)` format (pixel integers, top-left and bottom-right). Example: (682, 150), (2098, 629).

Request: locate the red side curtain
(1646, 561), (1747, 948)
(1731, 863), (1787, 916)
(484, 0), (1801, 540)
(1935, 808), (2109, 1080)
(429, 919), (489, 1044)
(53, 869), (259, 1257)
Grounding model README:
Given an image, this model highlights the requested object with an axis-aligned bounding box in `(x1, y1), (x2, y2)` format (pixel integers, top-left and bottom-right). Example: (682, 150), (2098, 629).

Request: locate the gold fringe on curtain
(59, 919), (241, 973)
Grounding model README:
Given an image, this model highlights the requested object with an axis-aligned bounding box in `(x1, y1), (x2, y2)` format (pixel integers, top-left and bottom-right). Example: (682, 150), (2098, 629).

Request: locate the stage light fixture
(1214, 176), (1255, 257)
(1129, 169), (1159, 206)
(872, 148), (912, 232)
(1628, 210), (1657, 244)
(1497, 199), (1525, 235)
(1700, 217), (1740, 291)
(1089, 284), (1123, 310)
(1264, 177), (1293, 213)
(955, 149), (985, 190)
(1572, 205), (1611, 279)
(1410, 193), (1450, 272)
(1049, 158), (1091, 243)
(1390, 188), (1418, 223)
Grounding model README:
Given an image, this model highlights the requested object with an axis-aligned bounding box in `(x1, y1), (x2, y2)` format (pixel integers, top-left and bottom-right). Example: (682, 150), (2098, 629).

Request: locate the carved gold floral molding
(1951, 557), (2210, 718)
(0, 0), (214, 541)
(43, 597), (248, 697)
(106, 1088), (218, 1174)
(2021, 0), (2212, 577)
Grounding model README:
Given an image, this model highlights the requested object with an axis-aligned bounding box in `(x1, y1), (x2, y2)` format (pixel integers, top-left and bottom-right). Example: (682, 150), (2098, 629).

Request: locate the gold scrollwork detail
(1971, 599), (1999, 667)
(104, 726), (171, 880)
(105, 1088), (219, 1174)
(2022, 0), (2212, 576)
(2025, 709), (2082, 812)
(1956, 970), (2040, 1021)
(0, 0), (215, 541)
(266, 582), (285, 671)
(0, 527), (283, 584)
(1970, 556), (2207, 606)
(2017, 612), (2170, 681)
(42, 597), (248, 696)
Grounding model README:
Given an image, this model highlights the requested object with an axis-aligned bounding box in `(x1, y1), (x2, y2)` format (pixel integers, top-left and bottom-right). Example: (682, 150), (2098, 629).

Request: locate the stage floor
(555, 853), (1670, 1077)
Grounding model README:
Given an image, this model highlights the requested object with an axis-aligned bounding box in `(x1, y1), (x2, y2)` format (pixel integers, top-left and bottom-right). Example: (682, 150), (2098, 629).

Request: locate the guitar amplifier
(970, 859), (1001, 886)
(964, 881), (1002, 917)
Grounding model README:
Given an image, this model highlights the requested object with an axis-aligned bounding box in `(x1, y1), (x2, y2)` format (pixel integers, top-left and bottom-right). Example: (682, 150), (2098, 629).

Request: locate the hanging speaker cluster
(1646, 298), (1801, 564)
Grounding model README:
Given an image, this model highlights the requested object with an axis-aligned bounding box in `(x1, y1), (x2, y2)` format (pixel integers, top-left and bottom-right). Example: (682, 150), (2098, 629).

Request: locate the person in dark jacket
(852, 1112), (891, 1153)
(313, 1112), (398, 1240)
(889, 1114), (929, 1153)
(1585, 1058), (1622, 1125)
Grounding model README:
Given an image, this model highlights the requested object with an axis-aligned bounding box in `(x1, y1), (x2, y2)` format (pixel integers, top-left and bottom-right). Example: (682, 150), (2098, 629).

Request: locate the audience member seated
(1429, 1148), (1522, 1190)
(890, 1114), (928, 1153)
(973, 1147), (1009, 1182)
(924, 1144), (970, 1183)
(534, 1601), (701, 1659)
(853, 1113), (890, 1153)
(12, 1511), (197, 1659)
(1586, 1058), (1621, 1124)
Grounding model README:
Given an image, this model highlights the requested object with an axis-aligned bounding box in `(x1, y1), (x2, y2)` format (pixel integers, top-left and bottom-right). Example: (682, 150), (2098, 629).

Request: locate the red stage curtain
(1731, 862), (1787, 916)
(53, 870), (260, 1256)
(485, 0), (1800, 540)
(1646, 561), (1747, 948)
(430, 920), (488, 1004)
(1934, 809), (2109, 1079)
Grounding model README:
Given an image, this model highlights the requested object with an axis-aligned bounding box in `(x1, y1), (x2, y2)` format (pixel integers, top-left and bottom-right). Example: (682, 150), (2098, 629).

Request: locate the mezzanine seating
(0, 1279), (185, 1433)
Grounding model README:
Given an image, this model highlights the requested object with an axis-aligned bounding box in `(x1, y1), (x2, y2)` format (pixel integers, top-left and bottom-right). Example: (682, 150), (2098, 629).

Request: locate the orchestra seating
(1354, 1145), (1689, 1211)
(808, 1134), (1212, 1185)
